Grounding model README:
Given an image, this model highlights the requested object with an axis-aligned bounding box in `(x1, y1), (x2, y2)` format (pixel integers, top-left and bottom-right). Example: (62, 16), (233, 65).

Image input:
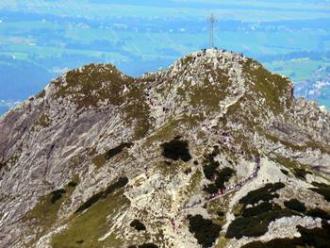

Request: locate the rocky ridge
(0, 49), (329, 248)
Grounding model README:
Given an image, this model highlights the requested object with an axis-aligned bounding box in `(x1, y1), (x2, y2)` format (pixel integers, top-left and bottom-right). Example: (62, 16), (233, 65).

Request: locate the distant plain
(0, 0), (329, 113)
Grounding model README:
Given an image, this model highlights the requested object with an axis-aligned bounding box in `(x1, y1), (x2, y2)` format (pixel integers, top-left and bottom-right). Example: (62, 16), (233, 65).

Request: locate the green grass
(188, 168), (203, 191)
(51, 190), (130, 248)
(54, 64), (150, 139)
(26, 191), (65, 230)
(122, 83), (151, 139)
(243, 59), (292, 113)
(24, 180), (78, 243)
(144, 118), (181, 146)
(189, 81), (226, 112)
(54, 64), (131, 107)
(144, 114), (201, 146)
(273, 156), (311, 180)
(180, 168), (203, 200)
(75, 177), (128, 213)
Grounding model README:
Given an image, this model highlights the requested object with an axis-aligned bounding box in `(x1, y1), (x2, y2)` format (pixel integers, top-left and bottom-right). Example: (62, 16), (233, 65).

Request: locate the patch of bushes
(202, 146), (220, 180)
(130, 219), (146, 231)
(204, 184), (219, 194)
(229, 181), (329, 241)
(93, 143), (133, 168)
(129, 244), (159, 248)
(242, 202), (275, 217)
(75, 177), (128, 213)
(297, 221), (330, 248)
(226, 206), (293, 239)
(227, 183), (292, 238)
(280, 169), (289, 175)
(306, 208), (330, 220)
(203, 162), (219, 180)
(294, 168), (309, 180)
(68, 181), (78, 188)
(284, 199), (306, 213)
(239, 182), (285, 206)
(214, 167), (235, 189)
(105, 143), (133, 160)
(203, 167), (235, 194)
(202, 146), (235, 194)
(161, 137), (192, 162)
(139, 244), (159, 248)
(51, 189), (66, 204)
(311, 182), (330, 202)
(188, 214), (221, 248)
(241, 221), (330, 248)
(35, 114), (51, 128)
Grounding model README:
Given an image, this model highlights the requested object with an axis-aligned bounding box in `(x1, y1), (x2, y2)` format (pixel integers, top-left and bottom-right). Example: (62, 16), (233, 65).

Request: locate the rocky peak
(0, 49), (329, 248)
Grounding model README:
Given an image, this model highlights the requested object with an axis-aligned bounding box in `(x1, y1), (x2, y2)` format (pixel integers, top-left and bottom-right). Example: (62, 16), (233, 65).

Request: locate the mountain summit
(0, 49), (329, 248)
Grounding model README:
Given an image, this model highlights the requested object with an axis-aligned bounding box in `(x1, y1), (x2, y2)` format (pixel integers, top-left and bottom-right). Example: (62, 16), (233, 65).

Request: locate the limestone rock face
(0, 49), (329, 248)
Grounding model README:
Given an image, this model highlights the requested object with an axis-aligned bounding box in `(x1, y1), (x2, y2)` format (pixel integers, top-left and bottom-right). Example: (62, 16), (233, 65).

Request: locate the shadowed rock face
(0, 49), (330, 248)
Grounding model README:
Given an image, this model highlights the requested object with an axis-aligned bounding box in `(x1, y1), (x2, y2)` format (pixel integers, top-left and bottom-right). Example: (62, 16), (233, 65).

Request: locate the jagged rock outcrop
(0, 49), (329, 248)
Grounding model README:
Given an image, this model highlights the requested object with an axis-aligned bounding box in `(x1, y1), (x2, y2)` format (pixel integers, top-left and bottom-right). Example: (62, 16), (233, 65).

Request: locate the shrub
(139, 244), (158, 248)
(294, 168), (308, 180)
(161, 137), (192, 162)
(105, 143), (133, 160)
(188, 215), (221, 248)
(203, 183), (219, 194)
(68, 181), (78, 188)
(203, 162), (219, 180)
(298, 221), (330, 248)
(284, 199), (306, 213)
(50, 189), (66, 204)
(242, 222), (330, 248)
(130, 220), (146, 231)
(242, 202), (275, 217)
(93, 143), (133, 168)
(306, 208), (330, 220)
(226, 207), (292, 239)
(215, 167), (235, 189)
(239, 183), (285, 206)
